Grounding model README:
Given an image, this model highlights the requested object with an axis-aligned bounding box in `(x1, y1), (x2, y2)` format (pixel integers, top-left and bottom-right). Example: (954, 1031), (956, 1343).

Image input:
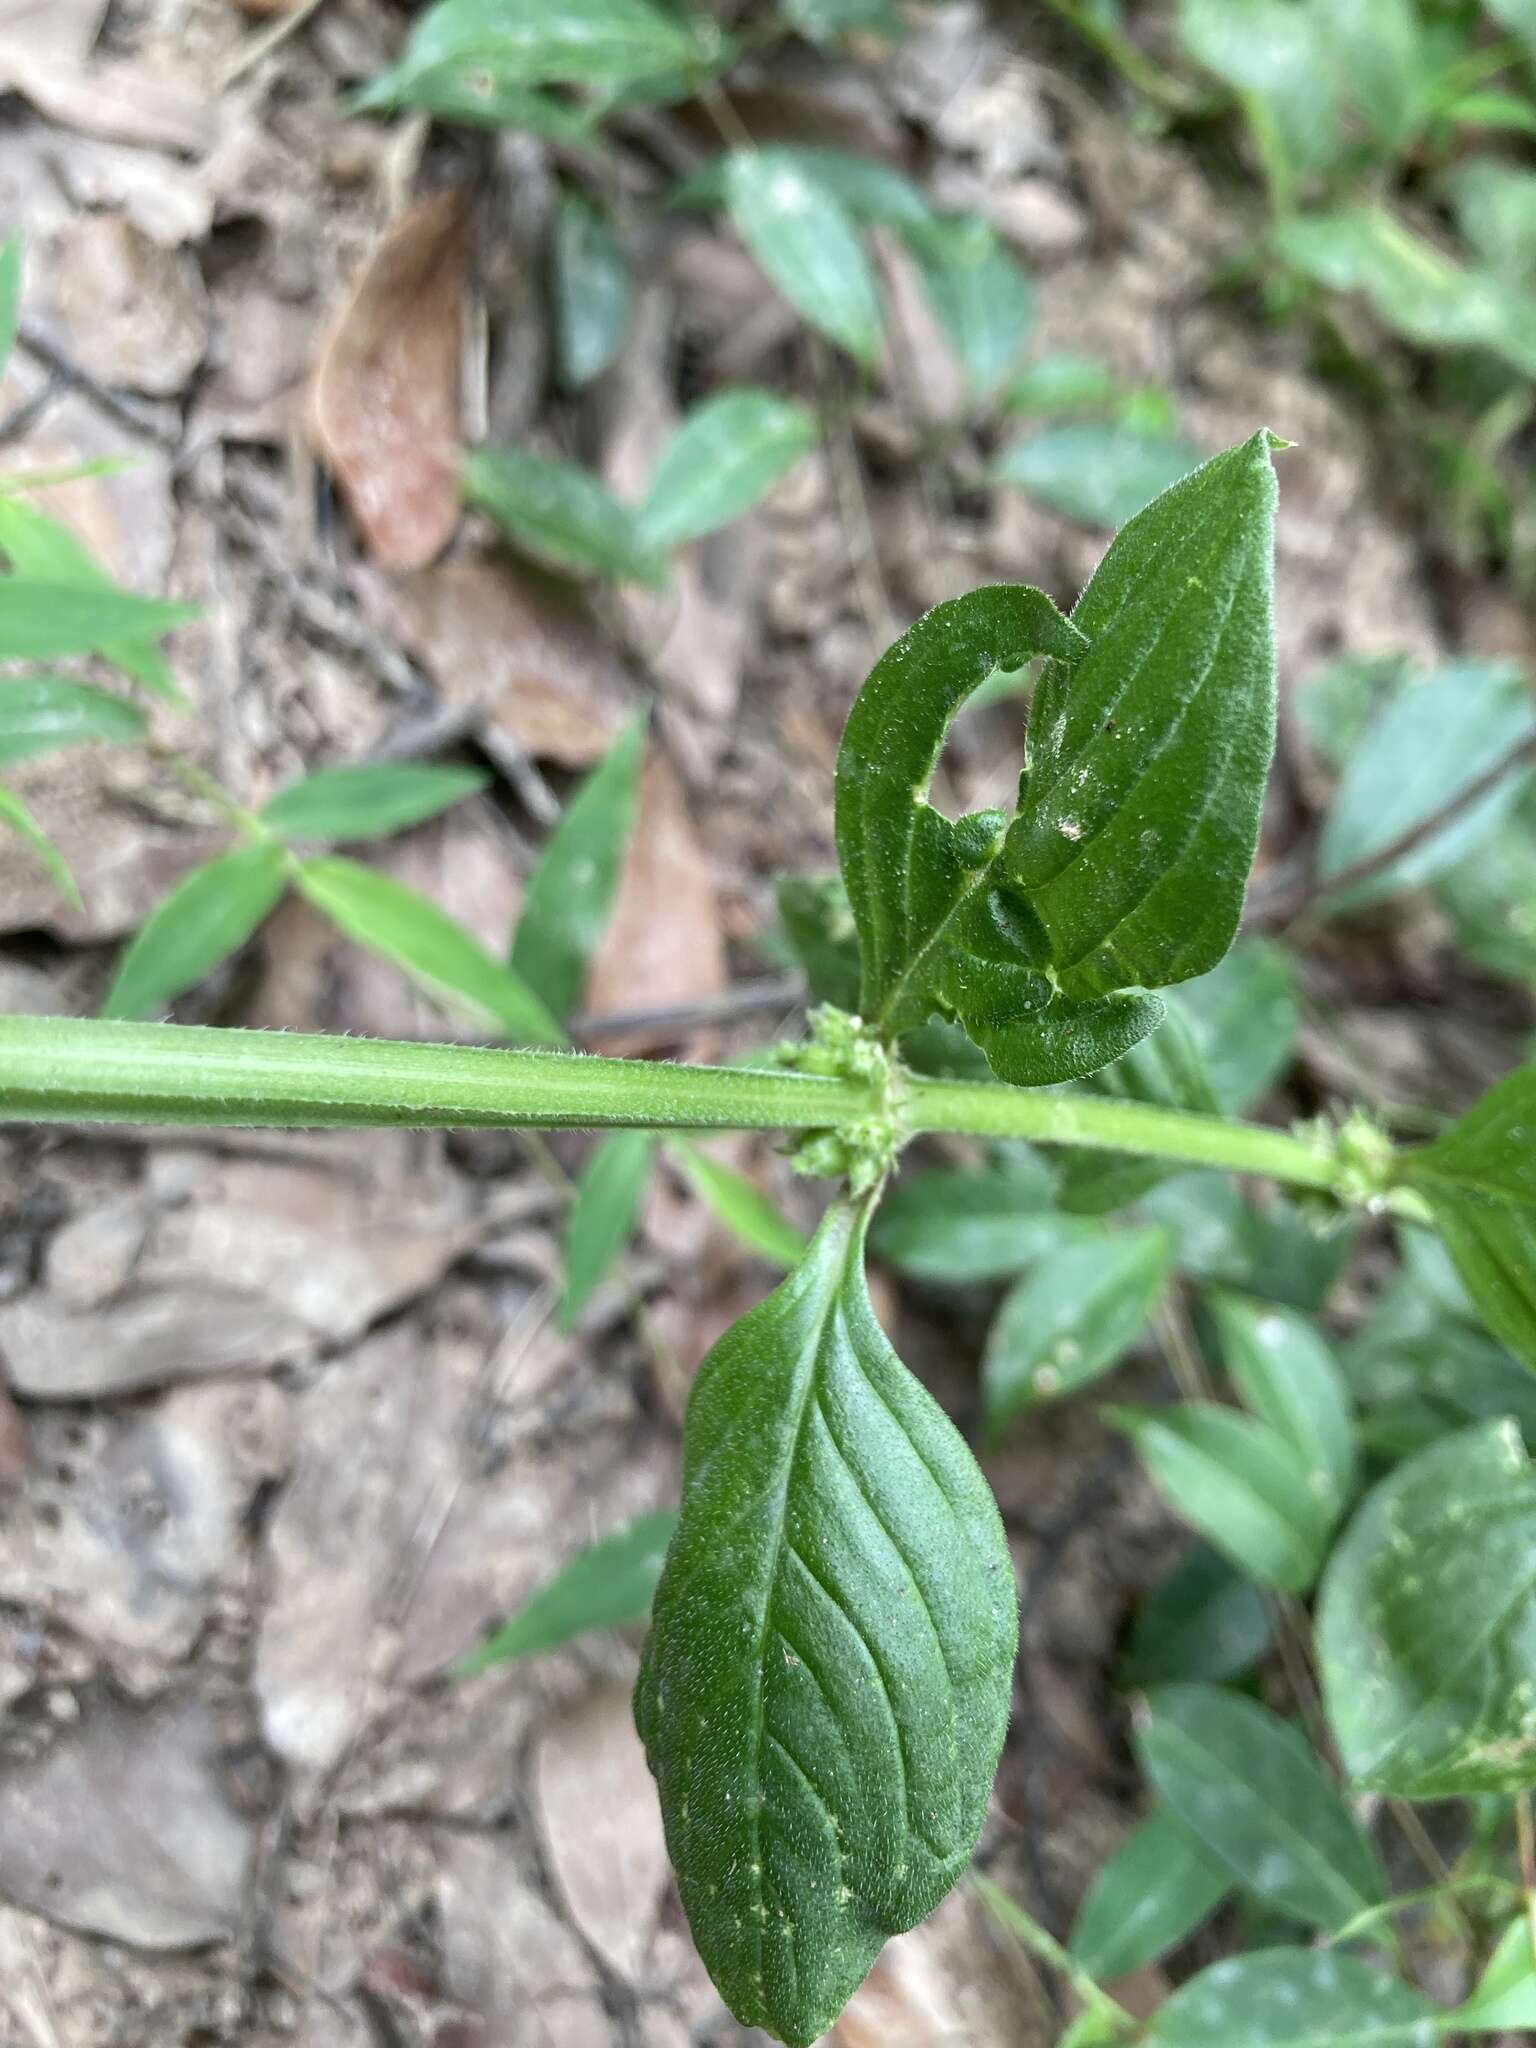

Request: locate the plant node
(776, 1006), (902, 1193)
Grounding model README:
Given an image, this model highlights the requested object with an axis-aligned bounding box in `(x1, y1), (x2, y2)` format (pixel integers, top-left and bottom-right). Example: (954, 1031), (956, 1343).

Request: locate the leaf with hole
(1210, 1293), (1356, 1518)
(636, 1197), (1017, 2046)
(725, 150), (884, 371)
(996, 424), (1202, 529)
(0, 675), (145, 767)
(1318, 1419), (1536, 1798)
(462, 446), (660, 584)
(511, 712), (646, 1025)
(639, 389), (816, 553)
(982, 1225), (1171, 1436)
(454, 1508), (677, 1676)
(670, 1142), (806, 1268)
(1396, 1061), (1536, 1370)
(297, 856), (564, 1044)
(1135, 1685), (1385, 1932)
(1068, 1807), (1231, 1982)
(562, 1127), (655, 1329)
(101, 845), (289, 1020)
(1111, 1402), (1333, 1592)
(551, 193), (632, 390)
(259, 763), (488, 845)
(1147, 1949), (1439, 2048)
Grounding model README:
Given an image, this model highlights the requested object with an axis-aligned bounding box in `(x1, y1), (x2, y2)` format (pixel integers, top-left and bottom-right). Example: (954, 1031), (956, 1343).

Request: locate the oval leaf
(996, 423), (1202, 530)
(297, 855), (563, 1043)
(1211, 1293), (1356, 1516)
(904, 213), (1035, 400)
(1136, 1684), (1384, 1932)
(562, 1127), (655, 1330)
(1111, 1401), (1332, 1593)
(1317, 1419), (1536, 1798)
(454, 1508), (677, 1677)
(1121, 1542), (1274, 1689)
(636, 1198), (1017, 2046)
(551, 192), (632, 390)
(725, 150), (884, 370)
(101, 845), (288, 1020)
(462, 446), (658, 584)
(260, 762), (487, 844)
(982, 1225), (1171, 1436)
(0, 675), (145, 766)
(1148, 1949), (1438, 2048)
(638, 389), (816, 553)
(357, 0), (704, 109)
(1069, 1807), (1231, 1982)
(870, 1152), (1080, 1284)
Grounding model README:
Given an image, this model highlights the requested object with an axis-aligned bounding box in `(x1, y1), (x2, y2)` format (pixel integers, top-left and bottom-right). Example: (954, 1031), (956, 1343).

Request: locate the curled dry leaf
(310, 189), (473, 571)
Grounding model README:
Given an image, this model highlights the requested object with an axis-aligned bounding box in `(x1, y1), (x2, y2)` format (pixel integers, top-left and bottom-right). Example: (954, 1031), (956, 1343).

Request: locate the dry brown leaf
(310, 189), (473, 571)
(583, 751), (726, 1052)
(395, 559), (636, 767)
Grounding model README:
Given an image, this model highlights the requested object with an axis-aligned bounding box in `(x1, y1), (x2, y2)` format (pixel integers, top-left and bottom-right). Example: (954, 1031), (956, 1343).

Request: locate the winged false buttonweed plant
(6, 432), (1536, 2043)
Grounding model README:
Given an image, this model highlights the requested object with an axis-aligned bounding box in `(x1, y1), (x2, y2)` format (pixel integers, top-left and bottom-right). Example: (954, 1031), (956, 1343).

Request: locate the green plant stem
(971, 1873), (1134, 2033)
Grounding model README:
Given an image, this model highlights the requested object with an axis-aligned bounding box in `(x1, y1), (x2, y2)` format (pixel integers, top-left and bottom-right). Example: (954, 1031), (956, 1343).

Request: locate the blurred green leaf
(1068, 1808), (1231, 1981)
(1057, 1003), (1220, 1215)
(1111, 1402), (1333, 1591)
(1142, 1172), (1354, 1312)
(297, 855), (564, 1043)
(1437, 788), (1536, 984)
(260, 762), (487, 844)
(1489, 0), (1536, 67)
(102, 845), (288, 1019)
(1445, 159), (1536, 288)
(638, 389), (817, 552)
(1317, 660), (1536, 909)
(1453, 1917), (1536, 2032)
(0, 675), (145, 766)
(725, 149), (884, 369)
(982, 1226), (1171, 1434)
(670, 1141), (807, 1267)
(0, 783), (79, 906)
(1148, 1950), (1437, 2047)
(364, 69), (600, 136)
(0, 498), (186, 702)
(782, 0), (902, 42)
(1136, 1684), (1385, 1931)
(870, 1151), (1080, 1283)
(510, 712), (645, 1023)
(774, 873), (862, 1011)
(1174, 941), (1298, 1114)
(1324, 0), (1429, 150)
(0, 576), (192, 670)
(562, 1128), (655, 1328)
(1211, 1292), (1356, 1516)
(996, 423), (1202, 528)
(453, 1507), (676, 1675)
(462, 446), (660, 583)
(1120, 1542), (1274, 1688)
(0, 234), (19, 383)
(355, 0), (705, 112)
(904, 214), (1035, 399)
(1318, 1420), (1536, 1797)
(1177, 0), (1342, 183)
(1004, 352), (1121, 418)
(551, 193), (632, 389)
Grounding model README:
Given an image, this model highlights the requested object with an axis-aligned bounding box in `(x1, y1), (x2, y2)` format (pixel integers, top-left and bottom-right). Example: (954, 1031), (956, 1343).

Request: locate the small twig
(219, 0), (331, 88)
(570, 975), (805, 1045)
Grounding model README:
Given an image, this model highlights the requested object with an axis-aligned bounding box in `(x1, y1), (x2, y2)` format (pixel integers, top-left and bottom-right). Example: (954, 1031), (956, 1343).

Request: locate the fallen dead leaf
(532, 1684), (669, 1984)
(832, 1883), (1035, 2045)
(0, 1688), (254, 1947)
(310, 188), (473, 571)
(436, 1833), (608, 2045)
(583, 750), (726, 1052)
(46, 211), (209, 396)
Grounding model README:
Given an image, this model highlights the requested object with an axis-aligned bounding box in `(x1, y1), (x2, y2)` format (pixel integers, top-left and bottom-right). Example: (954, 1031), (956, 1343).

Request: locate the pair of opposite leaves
(638, 434), (1282, 2046)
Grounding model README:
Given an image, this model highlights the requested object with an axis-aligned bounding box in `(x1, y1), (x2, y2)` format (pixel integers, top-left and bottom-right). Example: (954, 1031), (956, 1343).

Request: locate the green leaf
(903, 214), (1035, 400)
(101, 845), (288, 1020)
(551, 193), (632, 390)
(1068, 1808), (1231, 1981)
(1437, 788), (1536, 985)
(1057, 1001), (1221, 1215)
(356, 0), (705, 111)
(1120, 1542), (1274, 1688)
(296, 855), (565, 1044)
(1396, 1061), (1536, 1369)
(1004, 353), (1122, 419)
(0, 234), (20, 383)
(1317, 661), (1536, 909)
(1317, 1419), (1536, 1798)
(1136, 1685), (1385, 1932)
(1323, 0), (1429, 150)
(781, 0), (903, 43)
(462, 446), (659, 584)
(635, 1197), (1017, 2046)
(1210, 1293), (1356, 1516)
(259, 762), (487, 844)
(1177, 0), (1341, 181)
(724, 149), (884, 370)
(870, 1153), (1087, 1283)
(982, 1225), (1171, 1435)
(0, 783), (79, 906)
(1007, 432), (1279, 1004)
(0, 498), (186, 701)
(1445, 160), (1536, 287)
(1147, 1949), (1438, 2048)
(454, 1509), (677, 1676)
(1111, 1403), (1333, 1592)
(0, 577), (193, 667)
(670, 1141), (806, 1268)
(1453, 1916), (1536, 2032)
(562, 1128), (655, 1329)
(1489, 0), (1536, 67)
(358, 67), (600, 136)
(1175, 940), (1297, 1115)
(0, 675), (145, 766)
(510, 712), (646, 1024)
(996, 424), (1202, 529)
(743, 146), (930, 230)
(775, 874), (862, 1012)
(638, 389), (816, 553)
(1143, 1173), (1354, 1313)
(832, 582), (1090, 1052)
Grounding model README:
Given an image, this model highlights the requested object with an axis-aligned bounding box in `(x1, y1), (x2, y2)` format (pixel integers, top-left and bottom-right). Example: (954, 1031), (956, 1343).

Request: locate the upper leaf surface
(259, 762), (488, 844)
(636, 1197), (1017, 2046)
(357, 0), (704, 109)
(454, 1508), (676, 1676)
(462, 446), (660, 584)
(101, 845), (288, 1021)
(725, 150), (885, 371)
(638, 389), (816, 553)
(1147, 1949), (1438, 2048)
